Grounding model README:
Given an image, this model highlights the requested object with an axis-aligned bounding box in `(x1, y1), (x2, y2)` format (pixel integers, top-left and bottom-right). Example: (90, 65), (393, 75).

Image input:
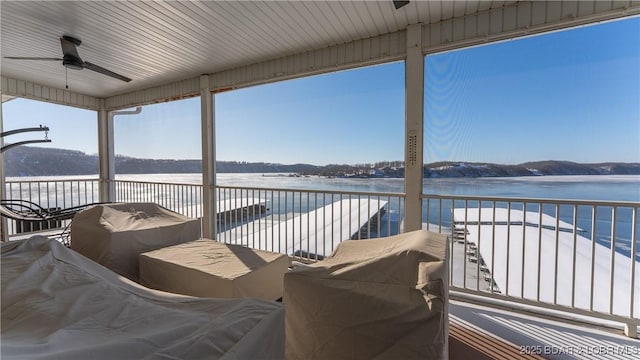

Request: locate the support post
(0, 96), (7, 242)
(97, 100), (114, 203)
(403, 23), (425, 232)
(98, 104), (142, 203)
(200, 75), (216, 239)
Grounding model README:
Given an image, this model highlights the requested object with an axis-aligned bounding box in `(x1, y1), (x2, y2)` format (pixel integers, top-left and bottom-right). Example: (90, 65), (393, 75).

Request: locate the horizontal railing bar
(113, 181), (404, 200)
(422, 193), (640, 208)
(450, 290), (640, 328)
(216, 184), (404, 198)
(8, 180), (637, 208)
(6, 178), (100, 185)
(110, 179), (199, 187)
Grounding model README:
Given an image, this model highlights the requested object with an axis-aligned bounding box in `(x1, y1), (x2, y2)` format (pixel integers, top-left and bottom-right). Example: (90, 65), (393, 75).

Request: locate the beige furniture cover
(71, 202), (201, 281)
(140, 239), (290, 300)
(1, 236), (284, 359)
(284, 229), (449, 359)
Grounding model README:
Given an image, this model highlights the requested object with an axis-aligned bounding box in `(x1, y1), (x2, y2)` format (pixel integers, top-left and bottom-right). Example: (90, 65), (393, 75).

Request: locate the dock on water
(216, 198), (268, 223)
(178, 198), (268, 222)
(451, 207), (640, 318)
(220, 198), (388, 258)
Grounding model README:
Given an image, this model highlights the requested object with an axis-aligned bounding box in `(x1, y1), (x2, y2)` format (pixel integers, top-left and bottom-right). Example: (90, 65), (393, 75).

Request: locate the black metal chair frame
(1, 199), (108, 246)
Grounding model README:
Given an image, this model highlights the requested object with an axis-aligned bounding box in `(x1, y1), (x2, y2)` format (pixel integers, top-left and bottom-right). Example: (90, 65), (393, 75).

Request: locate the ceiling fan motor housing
(62, 54), (83, 70)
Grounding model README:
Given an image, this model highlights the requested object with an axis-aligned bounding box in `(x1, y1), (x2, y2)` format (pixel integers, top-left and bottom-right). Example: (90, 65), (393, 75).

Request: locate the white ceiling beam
(104, 77), (200, 111)
(1, 76), (101, 110)
(423, 1), (640, 55)
(209, 30), (407, 93)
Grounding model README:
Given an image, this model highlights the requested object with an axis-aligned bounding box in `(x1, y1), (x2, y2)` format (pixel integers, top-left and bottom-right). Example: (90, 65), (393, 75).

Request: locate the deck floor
(449, 300), (640, 359)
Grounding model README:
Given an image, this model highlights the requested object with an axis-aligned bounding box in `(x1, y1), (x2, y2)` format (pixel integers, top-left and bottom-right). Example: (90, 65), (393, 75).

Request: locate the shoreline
(7, 173), (640, 181)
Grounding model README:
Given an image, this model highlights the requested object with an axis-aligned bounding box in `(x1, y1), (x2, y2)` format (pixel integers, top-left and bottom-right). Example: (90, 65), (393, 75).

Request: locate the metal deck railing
(213, 185), (402, 260)
(422, 194), (639, 336)
(3, 178), (100, 235)
(3, 177), (638, 335)
(113, 179), (203, 219)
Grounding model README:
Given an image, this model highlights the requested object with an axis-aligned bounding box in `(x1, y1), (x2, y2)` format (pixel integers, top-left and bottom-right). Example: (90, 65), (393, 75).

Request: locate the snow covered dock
(221, 198), (387, 258)
(453, 208), (640, 319)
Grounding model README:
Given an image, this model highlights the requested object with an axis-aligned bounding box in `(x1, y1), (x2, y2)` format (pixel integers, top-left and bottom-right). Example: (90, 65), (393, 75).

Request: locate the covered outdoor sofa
(284, 229), (450, 359)
(70, 202), (201, 282)
(1, 236), (285, 359)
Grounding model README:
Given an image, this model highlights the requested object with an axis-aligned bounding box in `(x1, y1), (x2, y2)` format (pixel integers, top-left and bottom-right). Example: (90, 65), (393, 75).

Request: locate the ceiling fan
(393, 1), (410, 10)
(4, 35), (131, 83)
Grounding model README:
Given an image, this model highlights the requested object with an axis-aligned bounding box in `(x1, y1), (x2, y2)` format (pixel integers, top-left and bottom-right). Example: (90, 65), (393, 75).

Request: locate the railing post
(627, 207), (638, 338)
(403, 23), (424, 232)
(201, 75), (216, 239)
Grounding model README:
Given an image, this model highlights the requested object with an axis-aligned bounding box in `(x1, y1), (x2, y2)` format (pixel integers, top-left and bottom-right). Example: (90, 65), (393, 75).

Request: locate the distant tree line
(4, 146), (639, 177)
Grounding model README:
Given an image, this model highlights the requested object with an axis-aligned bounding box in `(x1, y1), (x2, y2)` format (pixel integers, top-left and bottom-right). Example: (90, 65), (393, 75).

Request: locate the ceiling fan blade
(60, 37), (80, 58)
(3, 57), (62, 61)
(83, 61), (131, 82)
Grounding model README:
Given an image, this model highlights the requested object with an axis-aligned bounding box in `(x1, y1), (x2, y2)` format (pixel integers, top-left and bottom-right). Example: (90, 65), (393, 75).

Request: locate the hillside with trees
(4, 146), (639, 178)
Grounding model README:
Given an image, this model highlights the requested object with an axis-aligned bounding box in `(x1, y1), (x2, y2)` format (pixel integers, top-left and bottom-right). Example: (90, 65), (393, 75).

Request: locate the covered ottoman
(70, 202), (201, 281)
(284, 229), (449, 359)
(139, 239), (290, 300)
